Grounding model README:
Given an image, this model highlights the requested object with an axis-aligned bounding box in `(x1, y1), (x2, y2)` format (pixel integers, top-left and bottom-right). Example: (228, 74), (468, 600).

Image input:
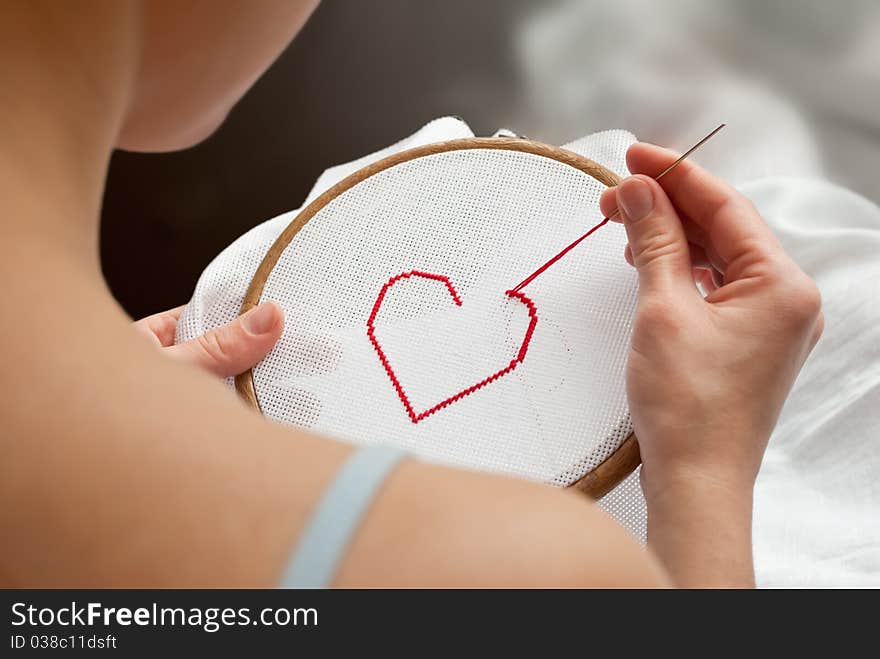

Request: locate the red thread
(511, 216), (610, 292)
(367, 270), (538, 423)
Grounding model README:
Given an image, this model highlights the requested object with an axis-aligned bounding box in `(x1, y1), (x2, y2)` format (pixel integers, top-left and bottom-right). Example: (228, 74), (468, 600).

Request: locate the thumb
(615, 175), (694, 297)
(167, 301), (284, 378)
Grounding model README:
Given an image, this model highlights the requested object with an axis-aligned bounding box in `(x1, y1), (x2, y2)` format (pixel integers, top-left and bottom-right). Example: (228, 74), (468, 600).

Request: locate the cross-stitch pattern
(367, 270), (539, 423)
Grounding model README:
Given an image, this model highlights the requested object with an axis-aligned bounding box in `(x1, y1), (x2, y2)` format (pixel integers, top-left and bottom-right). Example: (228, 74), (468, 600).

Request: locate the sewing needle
(510, 123), (726, 293)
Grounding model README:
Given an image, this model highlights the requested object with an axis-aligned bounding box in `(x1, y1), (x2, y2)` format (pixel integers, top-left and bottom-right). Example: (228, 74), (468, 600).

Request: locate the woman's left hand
(134, 301), (284, 377)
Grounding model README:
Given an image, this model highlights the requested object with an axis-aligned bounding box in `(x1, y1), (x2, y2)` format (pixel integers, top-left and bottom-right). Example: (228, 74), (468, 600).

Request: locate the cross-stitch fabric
(176, 118), (645, 517)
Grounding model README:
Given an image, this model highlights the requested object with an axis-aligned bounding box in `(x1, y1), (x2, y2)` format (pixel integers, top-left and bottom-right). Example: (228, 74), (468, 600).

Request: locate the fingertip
(625, 142), (679, 177)
(616, 176), (656, 223)
(622, 174), (676, 215)
(629, 173), (660, 188)
(263, 301), (285, 333)
(222, 303), (284, 375)
(625, 142), (652, 174)
(599, 186), (618, 218)
(242, 301), (284, 337)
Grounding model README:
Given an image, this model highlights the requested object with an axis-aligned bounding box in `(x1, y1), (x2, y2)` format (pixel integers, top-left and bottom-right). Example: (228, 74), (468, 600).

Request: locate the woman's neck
(0, 1), (140, 263)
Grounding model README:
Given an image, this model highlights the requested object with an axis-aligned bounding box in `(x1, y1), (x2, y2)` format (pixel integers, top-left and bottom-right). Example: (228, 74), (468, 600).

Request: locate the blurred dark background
(101, 0), (530, 319)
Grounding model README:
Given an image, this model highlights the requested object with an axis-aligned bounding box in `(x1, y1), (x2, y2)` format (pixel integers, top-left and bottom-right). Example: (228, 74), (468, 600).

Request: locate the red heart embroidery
(367, 270), (538, 423)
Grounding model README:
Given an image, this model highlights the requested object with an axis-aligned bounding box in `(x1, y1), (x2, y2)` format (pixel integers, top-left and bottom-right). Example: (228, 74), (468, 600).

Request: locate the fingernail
(242, 303), (277, 335)
(617, 177), (654, 222)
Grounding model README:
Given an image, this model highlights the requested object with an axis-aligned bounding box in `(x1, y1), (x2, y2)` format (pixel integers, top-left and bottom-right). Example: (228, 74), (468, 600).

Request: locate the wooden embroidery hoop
(234, 137), (641, 499)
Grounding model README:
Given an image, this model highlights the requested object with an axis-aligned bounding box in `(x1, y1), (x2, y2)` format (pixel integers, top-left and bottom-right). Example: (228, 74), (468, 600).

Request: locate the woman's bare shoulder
(334, 459), (668, 588)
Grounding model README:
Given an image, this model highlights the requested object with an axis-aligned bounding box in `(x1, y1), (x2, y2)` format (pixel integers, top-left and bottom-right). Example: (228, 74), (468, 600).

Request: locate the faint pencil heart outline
(367, 270), (538, 423)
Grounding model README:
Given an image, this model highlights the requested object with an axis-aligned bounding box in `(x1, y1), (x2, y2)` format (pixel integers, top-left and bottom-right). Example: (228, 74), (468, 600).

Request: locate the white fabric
(179, 118), (639, 487)
(743, 177), (880, 587)
(178, 117), (880, 586)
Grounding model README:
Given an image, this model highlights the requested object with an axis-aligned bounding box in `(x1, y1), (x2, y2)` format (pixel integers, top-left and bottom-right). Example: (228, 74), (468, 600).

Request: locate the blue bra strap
(278, 445), (407, 589)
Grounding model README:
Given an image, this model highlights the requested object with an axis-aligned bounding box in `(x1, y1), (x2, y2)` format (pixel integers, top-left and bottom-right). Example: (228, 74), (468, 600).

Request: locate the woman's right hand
(599, 142), (823, 586)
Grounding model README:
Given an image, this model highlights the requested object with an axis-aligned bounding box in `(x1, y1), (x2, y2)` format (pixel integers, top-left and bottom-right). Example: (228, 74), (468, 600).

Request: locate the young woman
(0, 1), (822, 587)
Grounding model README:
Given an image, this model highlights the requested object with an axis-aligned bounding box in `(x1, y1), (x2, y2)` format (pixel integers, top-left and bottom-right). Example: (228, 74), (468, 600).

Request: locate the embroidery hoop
(234, 137), (640, 498)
